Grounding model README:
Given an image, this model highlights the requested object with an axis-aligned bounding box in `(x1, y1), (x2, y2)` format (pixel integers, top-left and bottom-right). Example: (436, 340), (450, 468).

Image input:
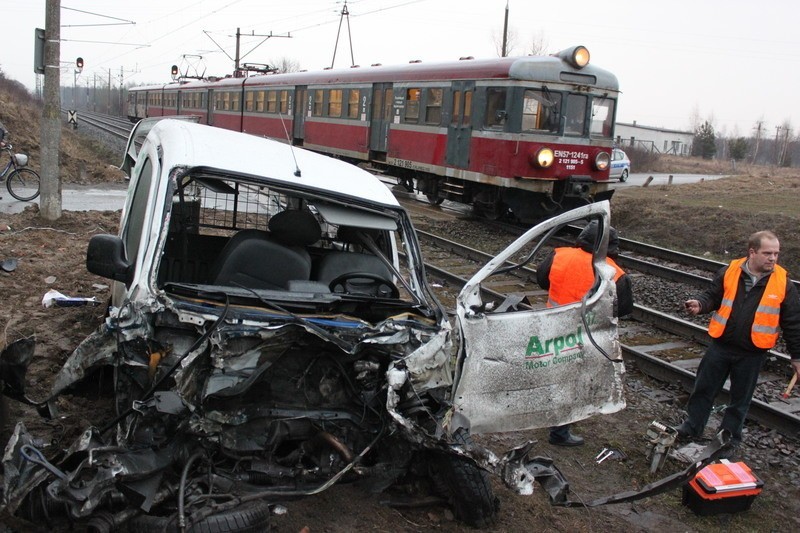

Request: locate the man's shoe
(673, 422), (695, 442)
(549, 432), (585, 447)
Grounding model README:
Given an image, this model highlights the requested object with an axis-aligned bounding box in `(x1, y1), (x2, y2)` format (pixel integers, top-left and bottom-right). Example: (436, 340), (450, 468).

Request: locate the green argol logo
(524, 326), (585, 369)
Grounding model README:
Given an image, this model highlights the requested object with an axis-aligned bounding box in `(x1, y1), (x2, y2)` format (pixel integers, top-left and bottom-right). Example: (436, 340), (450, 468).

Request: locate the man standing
(536, 221), (633, 446)
(678, 231), (800, 456)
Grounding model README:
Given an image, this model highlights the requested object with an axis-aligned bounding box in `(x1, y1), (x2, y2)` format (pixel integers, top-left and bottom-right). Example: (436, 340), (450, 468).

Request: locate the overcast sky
(3, 0), (799, 136)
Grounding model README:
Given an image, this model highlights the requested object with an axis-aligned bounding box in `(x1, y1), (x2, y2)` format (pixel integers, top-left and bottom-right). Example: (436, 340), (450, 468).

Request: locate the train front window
(590, 98), (615, 138)
(564, 94), (588, 136)
(522, 89), (561, 133)
(485, 88), (507, 129)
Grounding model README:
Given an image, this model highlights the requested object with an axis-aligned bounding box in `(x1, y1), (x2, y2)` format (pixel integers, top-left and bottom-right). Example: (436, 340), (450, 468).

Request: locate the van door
(452, 201), (625, 434)
(446, 81), (474, 169)
(293, 86), (307, 142)
(369, 83), (393, 154)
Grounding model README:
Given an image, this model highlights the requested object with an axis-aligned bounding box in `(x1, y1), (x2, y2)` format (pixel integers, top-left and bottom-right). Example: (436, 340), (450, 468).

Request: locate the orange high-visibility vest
(708, 257), (787, 349)
(547, 247), (625, 308)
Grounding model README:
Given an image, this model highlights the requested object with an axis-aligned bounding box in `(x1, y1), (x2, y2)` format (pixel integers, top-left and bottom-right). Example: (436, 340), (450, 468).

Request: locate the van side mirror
(86, 234), (133, 284)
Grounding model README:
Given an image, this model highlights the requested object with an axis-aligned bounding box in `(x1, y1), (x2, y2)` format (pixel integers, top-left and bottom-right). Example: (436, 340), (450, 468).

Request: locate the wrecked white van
(2, 120), (636, 530)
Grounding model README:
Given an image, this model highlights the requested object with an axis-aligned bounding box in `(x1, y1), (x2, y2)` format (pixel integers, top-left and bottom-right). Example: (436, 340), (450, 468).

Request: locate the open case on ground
(682, 460), (763, 516)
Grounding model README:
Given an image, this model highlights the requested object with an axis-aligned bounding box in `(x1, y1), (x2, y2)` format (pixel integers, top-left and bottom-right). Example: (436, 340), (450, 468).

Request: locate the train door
(446, 81), (474, 169)
(293, 86), (307, 142)
(207, 90), (215, 126)
(369, 83), (393, 155)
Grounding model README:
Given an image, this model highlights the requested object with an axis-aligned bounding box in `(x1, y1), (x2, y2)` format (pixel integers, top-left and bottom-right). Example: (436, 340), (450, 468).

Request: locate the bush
(623, 145), (660, 172)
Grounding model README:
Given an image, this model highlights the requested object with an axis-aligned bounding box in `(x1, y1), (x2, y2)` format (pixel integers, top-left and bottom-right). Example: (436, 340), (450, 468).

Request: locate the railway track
(413, 226), (800, 439)
(63, 109), (133, 139)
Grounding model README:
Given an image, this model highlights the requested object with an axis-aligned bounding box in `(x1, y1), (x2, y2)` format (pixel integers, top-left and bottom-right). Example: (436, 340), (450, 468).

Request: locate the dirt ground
(1, 87), (800, 530)
(3, 169), (800, 532)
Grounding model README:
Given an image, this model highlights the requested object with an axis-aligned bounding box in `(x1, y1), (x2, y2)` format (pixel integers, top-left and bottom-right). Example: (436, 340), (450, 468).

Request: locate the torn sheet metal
(453, 202), (625, 434)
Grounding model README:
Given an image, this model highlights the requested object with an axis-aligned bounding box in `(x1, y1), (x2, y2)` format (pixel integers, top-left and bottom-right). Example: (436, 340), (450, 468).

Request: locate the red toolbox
(682, 460), (763, 515)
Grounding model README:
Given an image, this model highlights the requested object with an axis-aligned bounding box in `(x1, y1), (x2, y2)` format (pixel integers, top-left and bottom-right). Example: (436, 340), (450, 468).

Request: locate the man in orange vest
(536, 221), (633, 446)
(678, 230), (800, 458)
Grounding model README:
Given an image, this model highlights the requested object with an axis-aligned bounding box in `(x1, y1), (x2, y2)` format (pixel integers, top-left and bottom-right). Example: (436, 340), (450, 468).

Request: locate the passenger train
(127, 46), (619, 222)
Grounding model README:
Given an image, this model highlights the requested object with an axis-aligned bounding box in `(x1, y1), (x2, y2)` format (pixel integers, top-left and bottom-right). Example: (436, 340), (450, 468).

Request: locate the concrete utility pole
(40, 0), (62, 220)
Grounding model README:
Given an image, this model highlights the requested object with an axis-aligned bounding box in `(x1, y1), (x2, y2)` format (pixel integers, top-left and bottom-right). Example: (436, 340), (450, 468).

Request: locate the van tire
(428, 430), (498, 528)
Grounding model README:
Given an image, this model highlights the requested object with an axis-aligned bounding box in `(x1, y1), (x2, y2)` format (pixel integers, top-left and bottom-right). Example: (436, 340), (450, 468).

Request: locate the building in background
(615, 121), (694, 156)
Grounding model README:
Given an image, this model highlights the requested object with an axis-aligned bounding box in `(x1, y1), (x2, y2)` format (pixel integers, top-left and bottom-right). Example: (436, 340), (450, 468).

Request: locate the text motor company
(524, 325), (585, 369)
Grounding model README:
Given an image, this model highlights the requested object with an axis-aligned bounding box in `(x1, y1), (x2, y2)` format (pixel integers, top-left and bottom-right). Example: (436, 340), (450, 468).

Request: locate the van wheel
(428, 430), (498, 527)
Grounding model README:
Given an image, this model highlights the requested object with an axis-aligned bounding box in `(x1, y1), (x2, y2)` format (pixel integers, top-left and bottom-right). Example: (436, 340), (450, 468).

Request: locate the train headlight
(595, 151), (611, 171)
(572, 46), (590, 68)
(556, 45), (591, 69)
(533, 147), (555, 168)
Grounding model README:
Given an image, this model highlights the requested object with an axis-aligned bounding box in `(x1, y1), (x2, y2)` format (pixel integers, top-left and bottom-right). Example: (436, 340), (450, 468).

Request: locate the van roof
(147, 119), (400, 207)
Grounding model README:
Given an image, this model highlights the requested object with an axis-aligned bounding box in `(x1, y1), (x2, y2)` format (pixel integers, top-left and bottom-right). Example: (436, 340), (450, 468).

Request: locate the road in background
(0, 183), (128, 215)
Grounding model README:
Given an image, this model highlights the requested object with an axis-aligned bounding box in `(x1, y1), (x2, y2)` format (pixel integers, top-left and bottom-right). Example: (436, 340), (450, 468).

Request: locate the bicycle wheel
(6, 168), (41, 201)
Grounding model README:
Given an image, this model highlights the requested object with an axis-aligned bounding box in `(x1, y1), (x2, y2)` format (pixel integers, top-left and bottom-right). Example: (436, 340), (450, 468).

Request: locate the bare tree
(688, 105), (702, 132)
(492, 27), (518, 57)
(271, 57), (301, 73)
(751, 117), (765, 164)
(778, 120), (793, 167)
(528, 33), (550, 56)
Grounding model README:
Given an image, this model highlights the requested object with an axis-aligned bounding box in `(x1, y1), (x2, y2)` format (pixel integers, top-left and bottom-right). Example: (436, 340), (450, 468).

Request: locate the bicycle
(1, 142), (41, 201)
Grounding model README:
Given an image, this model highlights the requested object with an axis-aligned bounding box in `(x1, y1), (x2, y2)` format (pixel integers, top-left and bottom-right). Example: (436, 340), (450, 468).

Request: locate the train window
(328, 89), (343, 117)
(404, 88), (420, 123)
(231, 92), (240, 112)
(347, 89), (360, 119)
(245, 91), (255, 112)
(424, 88), (443, 125)
(383, 89), (393, 120)
(564, 94), (588, 136)
(522, 89), (561, 133)
(590, 98), (615, 138)
(279, 90), (289, 114)
(313, 90), (324, 116)
(255, 91), (265, 112)
(372, 89), (383, 119)
(452, 90), (473, 126)
(267, 91), (278, 113)
(485, 88), (507, 129)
